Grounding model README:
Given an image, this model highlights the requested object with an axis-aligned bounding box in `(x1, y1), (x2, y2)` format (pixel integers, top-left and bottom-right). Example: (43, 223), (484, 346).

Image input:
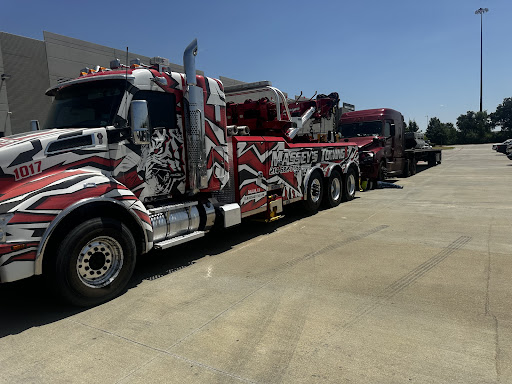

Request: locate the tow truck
(0, 40), (359, 306)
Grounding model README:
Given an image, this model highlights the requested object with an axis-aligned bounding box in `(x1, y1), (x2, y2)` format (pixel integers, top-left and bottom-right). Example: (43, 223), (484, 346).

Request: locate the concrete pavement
(0, 144), (511, 383)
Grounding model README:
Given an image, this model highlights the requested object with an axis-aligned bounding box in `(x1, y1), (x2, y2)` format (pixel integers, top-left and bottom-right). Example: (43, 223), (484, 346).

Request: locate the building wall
(0, 35), (10, 136)
(0, 33), (51, 135)
(43, 31), (201, 87)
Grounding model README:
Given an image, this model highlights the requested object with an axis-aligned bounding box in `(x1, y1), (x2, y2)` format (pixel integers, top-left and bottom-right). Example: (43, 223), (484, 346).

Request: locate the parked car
(506, 144), (512, 160)
(495, 139), (512, 154)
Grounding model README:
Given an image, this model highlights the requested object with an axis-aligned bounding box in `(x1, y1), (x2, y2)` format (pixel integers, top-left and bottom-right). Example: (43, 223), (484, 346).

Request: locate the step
(153, 231), (206, 250)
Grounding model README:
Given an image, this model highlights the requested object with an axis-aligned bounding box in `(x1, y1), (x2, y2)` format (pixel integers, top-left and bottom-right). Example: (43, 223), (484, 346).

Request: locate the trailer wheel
(303, 171), (324, 212)
(428, 153), (436, 167)
(403, 160), (411, 177)
(342, 167), (357, 201)
(323, 169), (342, 208)
(48, 217), (136, 307)
(410, 159), (417, 175)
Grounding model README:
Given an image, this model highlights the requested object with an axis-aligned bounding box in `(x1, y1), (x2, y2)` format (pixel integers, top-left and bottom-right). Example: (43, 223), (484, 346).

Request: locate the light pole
(475, 7), (488, 113)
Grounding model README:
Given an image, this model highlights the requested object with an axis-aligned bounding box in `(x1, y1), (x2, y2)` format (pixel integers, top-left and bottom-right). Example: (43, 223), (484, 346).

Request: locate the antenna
(124, 47), (129, 126)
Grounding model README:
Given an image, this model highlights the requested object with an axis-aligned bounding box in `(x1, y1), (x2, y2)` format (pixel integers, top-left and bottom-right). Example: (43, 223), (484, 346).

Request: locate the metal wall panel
(0, 32), (51, 135)
(0, 35), (11, 136)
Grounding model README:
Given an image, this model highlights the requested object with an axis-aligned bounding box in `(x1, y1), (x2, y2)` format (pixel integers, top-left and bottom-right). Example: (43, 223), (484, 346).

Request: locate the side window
(132, 91), (176, 129)
(384, 121), (391, 137)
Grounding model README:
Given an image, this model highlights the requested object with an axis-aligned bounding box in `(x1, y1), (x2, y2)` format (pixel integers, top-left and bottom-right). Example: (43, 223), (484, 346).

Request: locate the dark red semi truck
(337, 108), (442, 183)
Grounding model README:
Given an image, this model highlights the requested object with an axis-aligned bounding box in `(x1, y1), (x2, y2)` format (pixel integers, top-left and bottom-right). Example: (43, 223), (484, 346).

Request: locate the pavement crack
(66, 319), (258, 384)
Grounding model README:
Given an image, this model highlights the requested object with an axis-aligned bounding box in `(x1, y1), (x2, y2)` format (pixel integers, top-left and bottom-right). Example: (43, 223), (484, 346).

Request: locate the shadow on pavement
(0, 204), (317, 337)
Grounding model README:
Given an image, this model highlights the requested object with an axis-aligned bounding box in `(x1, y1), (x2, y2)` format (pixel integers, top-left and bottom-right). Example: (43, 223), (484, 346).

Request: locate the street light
(475, 7), (488, 113)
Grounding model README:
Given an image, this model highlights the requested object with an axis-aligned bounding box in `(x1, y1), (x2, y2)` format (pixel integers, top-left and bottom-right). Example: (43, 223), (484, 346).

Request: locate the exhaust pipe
(183, 39), (207, 193)
(184, 39), (198, 86)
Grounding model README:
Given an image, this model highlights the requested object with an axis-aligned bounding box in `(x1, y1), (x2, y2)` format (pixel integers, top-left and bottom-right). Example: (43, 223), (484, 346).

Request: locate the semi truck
(337, 108), (441, 183)
(0, 40), (359, 306)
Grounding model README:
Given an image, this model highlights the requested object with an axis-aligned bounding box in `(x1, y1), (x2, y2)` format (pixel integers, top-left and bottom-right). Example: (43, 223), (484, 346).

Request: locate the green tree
(491, 97), (512, 134)
(425, 117), (445, 145)
(442, 122), (457, 144)
(456, 111), (493, 144)
(406, 120), (420, 132)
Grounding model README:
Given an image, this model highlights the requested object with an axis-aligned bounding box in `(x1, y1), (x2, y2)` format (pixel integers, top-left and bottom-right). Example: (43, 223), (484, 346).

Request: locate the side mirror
(130, 100), (150, 144)
(30, 120), (40, 131)
(390, 124), (396, 137)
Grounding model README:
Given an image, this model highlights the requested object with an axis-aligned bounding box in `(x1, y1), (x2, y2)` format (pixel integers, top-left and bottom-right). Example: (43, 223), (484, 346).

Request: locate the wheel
(323, 169), (342, 208)
(410, 159), (417, 175)
(47, 218), (136, 307)
(403, 160), (411, 177)
(428, 153), (436, 167)
(303, 171), (324, 212)
(342, 167), (357, 201)
(377, 161), (387, 181)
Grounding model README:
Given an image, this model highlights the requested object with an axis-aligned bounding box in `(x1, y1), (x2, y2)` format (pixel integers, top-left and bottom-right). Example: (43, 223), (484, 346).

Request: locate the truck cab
(338, 108), (405, 180)
(338, 108), (441, 182)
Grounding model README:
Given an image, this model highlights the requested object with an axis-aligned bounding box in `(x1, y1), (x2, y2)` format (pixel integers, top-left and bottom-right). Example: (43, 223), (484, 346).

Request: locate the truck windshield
(339, 121), (383, 137)
(44, 79), (126, 129)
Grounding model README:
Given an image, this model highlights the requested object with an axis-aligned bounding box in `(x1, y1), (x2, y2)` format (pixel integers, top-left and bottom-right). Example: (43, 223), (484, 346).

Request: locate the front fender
(0, 169), (151, 279)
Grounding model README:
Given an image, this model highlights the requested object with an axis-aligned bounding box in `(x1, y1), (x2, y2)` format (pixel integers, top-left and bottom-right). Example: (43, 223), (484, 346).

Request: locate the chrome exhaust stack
(183, 39), (207, 193)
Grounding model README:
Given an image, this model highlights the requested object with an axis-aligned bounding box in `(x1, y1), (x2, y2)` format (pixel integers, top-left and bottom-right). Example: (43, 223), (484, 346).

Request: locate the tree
(442, 122), (457, 144)
(425, 118), (458, 146)
(491, 97), (512, 133)
(456, 111), (493, 144)
(426, 117), (444, 145)
(406, 120), (420, 132)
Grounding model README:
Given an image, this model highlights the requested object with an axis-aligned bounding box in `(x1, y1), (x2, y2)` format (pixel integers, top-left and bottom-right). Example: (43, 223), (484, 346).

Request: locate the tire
(428, 153), (436, 167)
(403, 160), (411, 178)
(410, 159), (417, 175)
(323, 169), (343, 208)
(48, 217), (136, 307)
(377, 161), (386, 181)
(342, 167), (357, 201)
(303, 171), (324, 213)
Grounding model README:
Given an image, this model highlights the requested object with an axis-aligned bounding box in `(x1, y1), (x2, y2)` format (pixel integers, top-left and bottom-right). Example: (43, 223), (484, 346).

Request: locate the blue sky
(2, 0), (508, 130)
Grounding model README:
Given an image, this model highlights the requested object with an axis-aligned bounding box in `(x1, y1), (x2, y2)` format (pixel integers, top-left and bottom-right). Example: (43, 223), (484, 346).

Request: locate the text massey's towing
(0, 40), (359, 306)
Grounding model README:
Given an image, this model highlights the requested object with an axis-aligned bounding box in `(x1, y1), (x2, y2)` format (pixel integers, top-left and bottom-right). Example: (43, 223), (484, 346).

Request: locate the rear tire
(303, 171), (324, 213)
(323, 169), (343, 208)
(403, 160), (411, 177)
(47, 217), (136, 307)
(342, 167), (357, 201)
(428, 153), (436, 167)
(410, 159), (417, 175)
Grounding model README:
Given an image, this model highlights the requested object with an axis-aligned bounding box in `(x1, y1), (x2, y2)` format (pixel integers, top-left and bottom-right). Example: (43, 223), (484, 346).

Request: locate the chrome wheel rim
(76, 236), (124, 288)
(347, 174), (356, 197)
(310, 178), (322, 203)
(331, 177), (341, 201)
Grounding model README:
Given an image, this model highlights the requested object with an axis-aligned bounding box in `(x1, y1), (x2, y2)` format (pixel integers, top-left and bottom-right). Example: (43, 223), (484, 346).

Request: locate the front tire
(48, 218), (136, 307)
(377, 161), (386, 181)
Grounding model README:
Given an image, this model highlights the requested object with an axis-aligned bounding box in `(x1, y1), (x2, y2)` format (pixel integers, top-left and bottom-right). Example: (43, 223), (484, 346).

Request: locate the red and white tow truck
(0, 40), (359, 305)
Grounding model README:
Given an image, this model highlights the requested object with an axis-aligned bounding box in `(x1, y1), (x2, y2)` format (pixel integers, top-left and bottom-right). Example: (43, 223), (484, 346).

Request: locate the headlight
(360, 151), (375, 164)
(0, 213), (14, 243)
